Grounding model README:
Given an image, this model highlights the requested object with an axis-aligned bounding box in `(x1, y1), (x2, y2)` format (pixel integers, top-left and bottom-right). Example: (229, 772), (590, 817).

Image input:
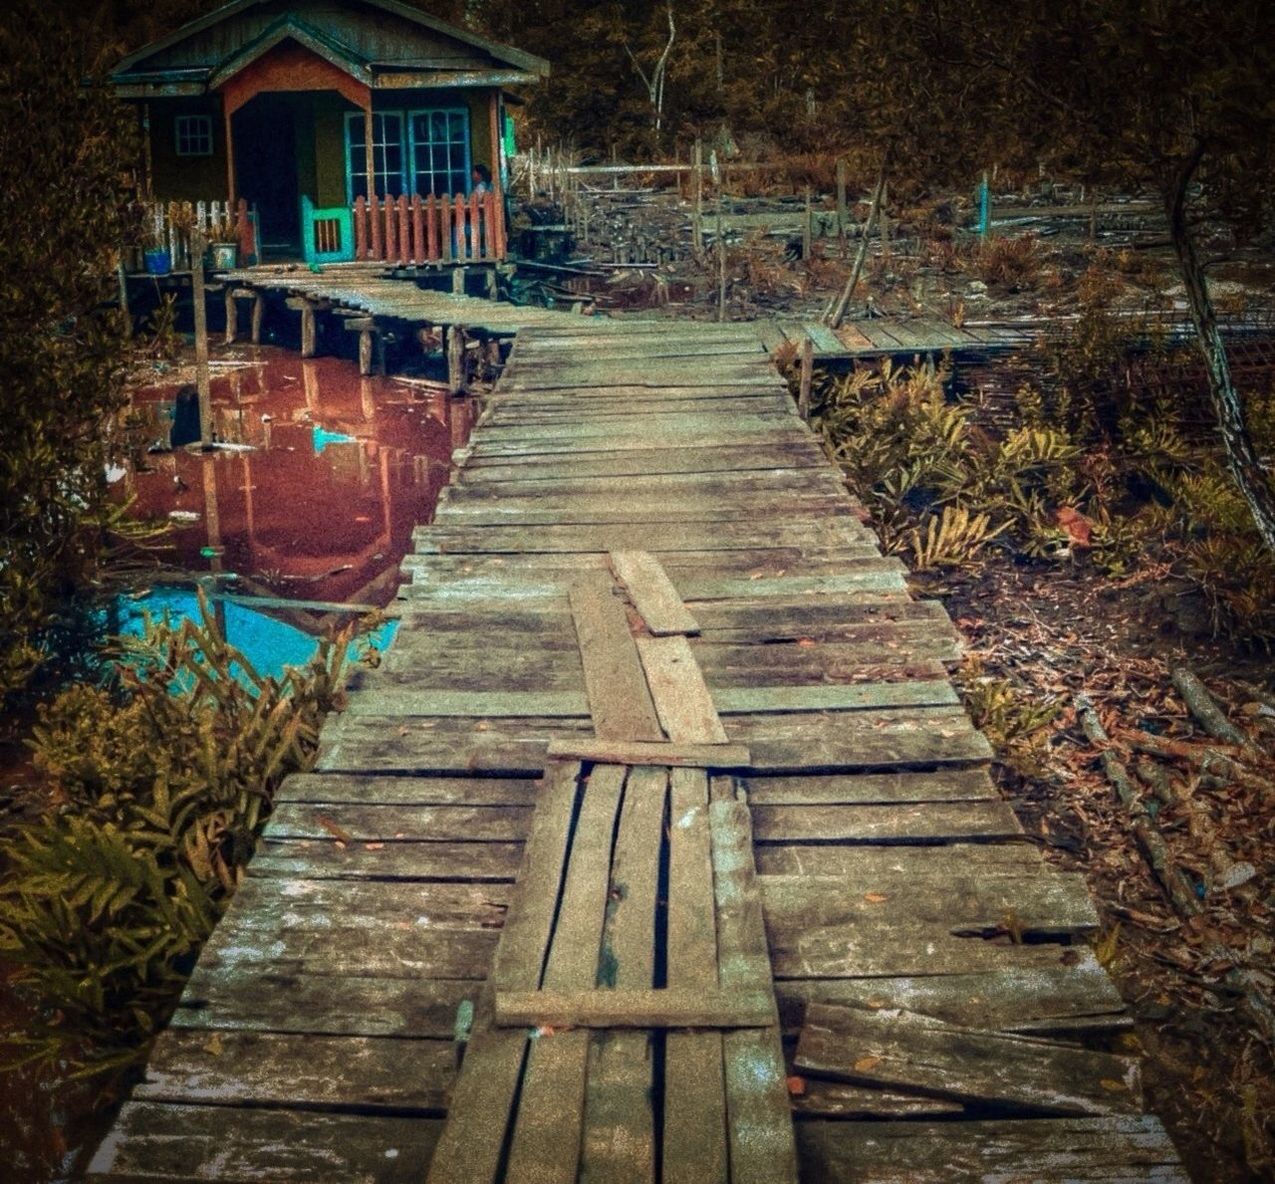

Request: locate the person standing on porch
(470, 163), (492, 195)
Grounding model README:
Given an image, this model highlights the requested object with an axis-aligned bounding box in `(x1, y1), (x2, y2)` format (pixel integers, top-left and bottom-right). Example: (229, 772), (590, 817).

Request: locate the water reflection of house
(126, 354), (468, 613)
(111, 0), (547, 263)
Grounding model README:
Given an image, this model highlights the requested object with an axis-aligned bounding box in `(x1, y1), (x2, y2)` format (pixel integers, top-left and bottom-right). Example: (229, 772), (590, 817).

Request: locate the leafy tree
(0, 3), (141, 700)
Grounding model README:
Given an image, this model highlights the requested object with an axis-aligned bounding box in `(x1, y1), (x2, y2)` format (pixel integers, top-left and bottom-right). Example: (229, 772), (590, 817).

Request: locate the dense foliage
(790, 298), (1275, 644)
(0, 5), (141, 700)
(0, 596), (355, 1074)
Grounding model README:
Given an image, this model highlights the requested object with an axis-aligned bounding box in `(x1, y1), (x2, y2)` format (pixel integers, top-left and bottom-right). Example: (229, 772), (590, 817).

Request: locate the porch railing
(141, 199), (259, 270)
(353, 191), (506, 265)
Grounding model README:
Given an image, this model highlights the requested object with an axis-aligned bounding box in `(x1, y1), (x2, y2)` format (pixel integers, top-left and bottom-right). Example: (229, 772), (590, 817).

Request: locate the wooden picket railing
(142, 198), (259, 269)
(353, 190), (506, 265)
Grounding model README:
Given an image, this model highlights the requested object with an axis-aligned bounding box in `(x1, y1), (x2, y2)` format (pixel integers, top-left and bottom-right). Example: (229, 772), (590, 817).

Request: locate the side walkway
(89, 320), (1186, 1182)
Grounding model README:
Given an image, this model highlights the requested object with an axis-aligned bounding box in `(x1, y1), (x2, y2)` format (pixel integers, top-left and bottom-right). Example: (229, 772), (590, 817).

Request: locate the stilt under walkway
(88, 319), (1187, 1182)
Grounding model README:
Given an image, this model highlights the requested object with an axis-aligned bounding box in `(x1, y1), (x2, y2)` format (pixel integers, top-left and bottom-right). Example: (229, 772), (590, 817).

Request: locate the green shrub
(0, 593), (355, 1075)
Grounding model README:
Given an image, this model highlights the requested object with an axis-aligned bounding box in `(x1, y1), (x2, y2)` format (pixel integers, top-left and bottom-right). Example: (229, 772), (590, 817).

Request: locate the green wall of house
(143, 86), (499, 211)
(148, 98), (228, 202)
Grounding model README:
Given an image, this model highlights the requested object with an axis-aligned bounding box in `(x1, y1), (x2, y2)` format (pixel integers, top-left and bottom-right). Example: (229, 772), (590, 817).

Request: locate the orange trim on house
(218, 40), (370, 116)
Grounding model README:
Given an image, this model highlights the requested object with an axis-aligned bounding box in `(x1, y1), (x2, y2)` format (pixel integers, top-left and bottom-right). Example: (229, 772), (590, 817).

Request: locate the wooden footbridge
(89, 317), (1187, 1182)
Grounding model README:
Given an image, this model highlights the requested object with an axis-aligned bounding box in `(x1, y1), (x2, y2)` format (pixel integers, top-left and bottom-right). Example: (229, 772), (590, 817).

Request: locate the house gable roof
(112, 0), (548, 95)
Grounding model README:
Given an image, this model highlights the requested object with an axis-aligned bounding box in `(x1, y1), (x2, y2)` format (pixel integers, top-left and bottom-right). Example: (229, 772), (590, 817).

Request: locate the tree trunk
(1167, 147), (1275, 553)
(828, 160), (888, 329)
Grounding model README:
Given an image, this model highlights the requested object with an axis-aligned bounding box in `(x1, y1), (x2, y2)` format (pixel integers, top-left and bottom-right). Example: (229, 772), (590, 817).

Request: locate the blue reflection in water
(115, 586), (397, 683)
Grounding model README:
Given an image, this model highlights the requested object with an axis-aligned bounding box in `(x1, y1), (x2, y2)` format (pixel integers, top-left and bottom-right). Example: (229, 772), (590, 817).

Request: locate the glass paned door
(345, 113), (405, 201)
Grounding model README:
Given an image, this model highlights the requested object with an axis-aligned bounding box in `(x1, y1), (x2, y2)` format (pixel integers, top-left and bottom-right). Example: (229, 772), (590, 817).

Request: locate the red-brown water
(120, 347), (472, 606)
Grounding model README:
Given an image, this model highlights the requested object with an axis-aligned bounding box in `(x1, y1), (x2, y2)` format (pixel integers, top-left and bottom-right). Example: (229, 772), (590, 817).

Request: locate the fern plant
(0, 590), (358, 1074)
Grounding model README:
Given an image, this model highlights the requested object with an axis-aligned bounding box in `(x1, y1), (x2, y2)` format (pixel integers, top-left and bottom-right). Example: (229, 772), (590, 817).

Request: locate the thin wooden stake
(191, 233), (213, 446)
(828, 160), (887, 329)
(798, 335), (813, 420)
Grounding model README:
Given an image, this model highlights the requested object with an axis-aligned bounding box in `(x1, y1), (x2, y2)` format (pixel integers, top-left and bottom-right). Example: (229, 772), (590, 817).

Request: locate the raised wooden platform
(87, 319), (1186, 1182)
(758, 316), (1033, 362)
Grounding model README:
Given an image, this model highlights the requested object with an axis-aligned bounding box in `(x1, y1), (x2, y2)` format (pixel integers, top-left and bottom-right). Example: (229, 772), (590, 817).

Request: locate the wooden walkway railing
(354, 191), (506, 265)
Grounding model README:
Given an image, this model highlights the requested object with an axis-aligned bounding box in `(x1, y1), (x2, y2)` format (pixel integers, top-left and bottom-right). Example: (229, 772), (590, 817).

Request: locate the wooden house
(111, 0), (547, 265)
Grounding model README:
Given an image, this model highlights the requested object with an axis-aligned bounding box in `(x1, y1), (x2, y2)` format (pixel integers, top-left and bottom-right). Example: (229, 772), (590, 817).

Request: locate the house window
(409, 110), (469, 198)
(346, 113), (405, 201)
(345, 109), (470, 202)
(175, 115), (213, 157)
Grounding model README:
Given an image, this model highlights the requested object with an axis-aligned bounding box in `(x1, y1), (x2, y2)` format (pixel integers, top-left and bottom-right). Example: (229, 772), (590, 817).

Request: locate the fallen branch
(1076, 694), (1201, 917)
(1171, 665), (1253, 751)
(1078, 695), (1275, 1047)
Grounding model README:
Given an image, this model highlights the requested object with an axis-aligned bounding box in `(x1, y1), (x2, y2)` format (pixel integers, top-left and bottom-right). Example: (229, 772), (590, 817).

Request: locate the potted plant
(143, 218), (172, 276)
(208, 209), (238, 270)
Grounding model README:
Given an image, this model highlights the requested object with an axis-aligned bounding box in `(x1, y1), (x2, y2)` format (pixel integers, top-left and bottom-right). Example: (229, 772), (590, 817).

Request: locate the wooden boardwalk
(88, 319), (1186, 1182)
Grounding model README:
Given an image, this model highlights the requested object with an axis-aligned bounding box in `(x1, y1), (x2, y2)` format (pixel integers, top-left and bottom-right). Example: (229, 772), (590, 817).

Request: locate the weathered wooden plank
(761, 870), (1098, 949)
(494, 987), (772, 1029)
(750, 800), (1022, 843)
(276, 774), (539, 807)
(504, 764), (627, 1184)
(795, 1116), (1189, 1183)
(636, 634), (729, 744)
(265, 803), (533, 843)
(136, 1031), (455, 1113)
(427, 762), (581, 1184)
(171, 967), (480, 1038)
(343, 688), (590, 717)
(738, 768), (996, 806)
(664, 767), (729, 1184)
(713, 680), (958, 715)
(794, 1002), (1142, 1116)
(546, 738), (749, 767)
(710, 797), (799, 1184)
(569, 573), (665, 742)
(610, 549), (701, 635)
(580, 765), (667, 1183)
(248, 839), (523, 881)
(88, 1103), (442, 1182)
(774, 955), (1130, 1040)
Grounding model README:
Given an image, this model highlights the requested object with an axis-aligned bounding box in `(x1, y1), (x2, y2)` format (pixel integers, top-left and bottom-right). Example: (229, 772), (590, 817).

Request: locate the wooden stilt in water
(447, 325), (466, 395)
(300, 301), (316, 358)
(191, 234), (213, 446)
(250, 293), (264, 344)
(453, 267), (466, 295)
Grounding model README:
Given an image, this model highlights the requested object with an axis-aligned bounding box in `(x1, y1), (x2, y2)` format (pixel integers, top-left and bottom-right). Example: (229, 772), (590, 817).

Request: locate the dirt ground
(918, 558), (1275, 1182)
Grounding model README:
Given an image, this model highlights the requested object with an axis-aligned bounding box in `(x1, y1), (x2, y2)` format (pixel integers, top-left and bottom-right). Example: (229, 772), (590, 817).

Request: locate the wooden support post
(485, 268), (498, 300)
(716, 192), (726, 323)
(453, 266), (466, 295)
(692, 138), (704, 256)
(223, 106), (236, 207)
(300, 301), (317, 358)
(798, 335), (813, 420)
(447, 325), (466, 395)
(191, 234), (213, 446)
(828, 161), (888, 329)
(803, 184), (813, 260)
(359, 329), (375, 377)
(224, 288), (237, 345)
(836, 157), (848, 253)
(250, 293), (264, 344)
(117, 259), (130, 320)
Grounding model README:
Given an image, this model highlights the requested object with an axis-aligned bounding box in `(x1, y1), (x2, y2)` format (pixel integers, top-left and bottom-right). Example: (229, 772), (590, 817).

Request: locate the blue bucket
(144, 248), (172, 276)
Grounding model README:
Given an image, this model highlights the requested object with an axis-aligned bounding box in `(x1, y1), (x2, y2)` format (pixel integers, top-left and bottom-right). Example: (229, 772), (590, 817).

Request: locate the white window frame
(175, 114), (213, 157)
(344, 108), (471, 203)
